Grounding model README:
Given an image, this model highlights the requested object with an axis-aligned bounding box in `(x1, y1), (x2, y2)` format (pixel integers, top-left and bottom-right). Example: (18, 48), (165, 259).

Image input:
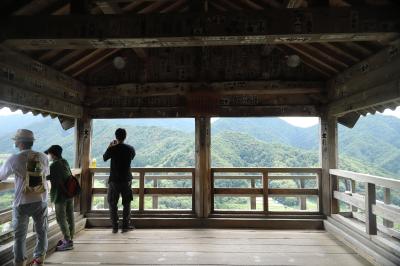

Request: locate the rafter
(2, 7), (399, 49)
(160, 0), (187, 13)
(71, 49), (121, 77)
(284, 44), (340, 74)
(217, 0), (243, 10)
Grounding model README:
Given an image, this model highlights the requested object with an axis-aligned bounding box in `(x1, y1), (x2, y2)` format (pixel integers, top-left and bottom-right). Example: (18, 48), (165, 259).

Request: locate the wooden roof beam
(328, 39), (400, 116)
(87, 80), (324, 98)
(89, 105), (320, 118)
(2, 7), (399, 49)
(96, 0), (148, 60)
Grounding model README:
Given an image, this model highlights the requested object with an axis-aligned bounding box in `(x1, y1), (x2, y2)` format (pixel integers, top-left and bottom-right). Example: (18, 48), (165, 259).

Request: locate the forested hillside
(0, 114), (399, 178)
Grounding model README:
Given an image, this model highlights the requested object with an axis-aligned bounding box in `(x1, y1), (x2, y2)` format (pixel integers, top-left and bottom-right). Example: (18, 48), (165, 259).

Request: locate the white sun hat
(12, 129), (35, 141)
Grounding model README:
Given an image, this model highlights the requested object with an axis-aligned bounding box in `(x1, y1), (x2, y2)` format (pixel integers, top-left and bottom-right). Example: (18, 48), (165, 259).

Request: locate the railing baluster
(152, 177), (158, 210)
(350, 179), (357, 213)
(250, 178), (256, 210)
(383, 187), (394, 228)
(263, 171), (269, 213)
(104, 181), (109, 210)
(365, 182), (377, 235)
(300, 178), (307, 210)
(139, 171), (145, 212)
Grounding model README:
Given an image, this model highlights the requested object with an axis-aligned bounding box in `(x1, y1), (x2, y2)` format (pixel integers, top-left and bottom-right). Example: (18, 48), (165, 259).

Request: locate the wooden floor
(46, 229), (371, 266)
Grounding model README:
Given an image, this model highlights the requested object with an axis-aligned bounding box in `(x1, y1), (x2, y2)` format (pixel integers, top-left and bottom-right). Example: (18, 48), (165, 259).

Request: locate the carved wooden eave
(327, 39), (400, 127)
(0, 45), (85, 123)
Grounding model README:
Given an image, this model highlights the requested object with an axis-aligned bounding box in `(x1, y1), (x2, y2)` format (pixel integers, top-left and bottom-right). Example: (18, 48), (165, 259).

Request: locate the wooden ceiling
(1, 0), (398, 86)
(0, 0), (399, 125)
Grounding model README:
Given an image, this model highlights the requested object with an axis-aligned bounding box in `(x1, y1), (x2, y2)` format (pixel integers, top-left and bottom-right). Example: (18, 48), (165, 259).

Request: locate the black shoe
(112, 228), (118, 234)
(121, 225), (135, 233)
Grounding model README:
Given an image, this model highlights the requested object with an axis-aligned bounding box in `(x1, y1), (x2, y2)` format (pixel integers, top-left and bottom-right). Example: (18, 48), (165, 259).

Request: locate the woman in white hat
(0, 129), (49, 266)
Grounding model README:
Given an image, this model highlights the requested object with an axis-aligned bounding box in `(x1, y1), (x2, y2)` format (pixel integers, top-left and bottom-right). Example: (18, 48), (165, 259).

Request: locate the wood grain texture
(45, 228), (371, 266)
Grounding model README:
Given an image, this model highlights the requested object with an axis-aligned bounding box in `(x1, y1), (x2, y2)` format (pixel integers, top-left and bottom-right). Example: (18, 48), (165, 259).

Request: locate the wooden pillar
(320, 112), (338, 216)
(195, 117), (211, 218)
(75, 116), (93, 215)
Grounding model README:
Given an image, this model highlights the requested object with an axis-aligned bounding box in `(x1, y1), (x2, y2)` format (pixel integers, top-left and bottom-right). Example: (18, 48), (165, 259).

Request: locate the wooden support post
(365, 182), (377, 235)
(75, 116), (93, 214)
(139, 171), (145, 212)
(383, 188), (394, 228)
(195, 117), (211, 218)
(320, 113), (338, 216)
(299, 179), (307, 210)
(250, 179), (256, 210)
(152, 177), (158, 210)
(351, 179), (358, 213)
(263, 171), (269, 213)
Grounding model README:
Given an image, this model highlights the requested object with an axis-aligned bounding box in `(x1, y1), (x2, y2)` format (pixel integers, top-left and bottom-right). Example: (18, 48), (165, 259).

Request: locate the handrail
(329, 169), (400, 190)
(213, 167), (322, 173)
(91, 167), (195, 173)
(0, 168), (82, 229)
(0, 181), (14, 192)
(71, 168), (82, 175)
(330, 168), (400, 239)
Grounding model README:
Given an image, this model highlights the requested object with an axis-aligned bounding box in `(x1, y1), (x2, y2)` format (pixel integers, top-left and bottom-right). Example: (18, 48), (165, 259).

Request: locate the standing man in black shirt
(103, 128), (136, 233)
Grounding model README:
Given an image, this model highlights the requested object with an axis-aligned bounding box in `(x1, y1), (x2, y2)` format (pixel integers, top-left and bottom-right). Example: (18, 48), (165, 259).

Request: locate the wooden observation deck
(0, 0), (400, 265)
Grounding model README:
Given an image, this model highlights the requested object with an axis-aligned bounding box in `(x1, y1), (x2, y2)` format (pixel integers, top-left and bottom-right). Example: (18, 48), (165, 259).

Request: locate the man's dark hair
(115, 128), (127, 142)
(20, 141), (33, 149)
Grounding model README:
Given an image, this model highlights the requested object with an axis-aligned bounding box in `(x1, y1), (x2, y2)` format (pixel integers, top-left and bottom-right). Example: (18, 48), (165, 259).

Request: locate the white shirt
(0, 149), (49, 207)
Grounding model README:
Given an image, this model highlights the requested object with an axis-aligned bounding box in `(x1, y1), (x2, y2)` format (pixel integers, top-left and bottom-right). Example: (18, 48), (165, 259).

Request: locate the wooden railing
(212, 168), (322, 213)
(0, 169), (82, 241)
(330, 169), (400, 239)
(90, 167), (322, 214)
(90, 167), (195, 212)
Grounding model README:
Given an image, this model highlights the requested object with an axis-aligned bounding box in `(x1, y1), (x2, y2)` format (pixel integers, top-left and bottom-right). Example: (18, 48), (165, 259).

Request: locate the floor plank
(46, 229), (371, 266)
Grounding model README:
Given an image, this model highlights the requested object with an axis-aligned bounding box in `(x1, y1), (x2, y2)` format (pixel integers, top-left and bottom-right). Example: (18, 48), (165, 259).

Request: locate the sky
(2, 107), (400, 128)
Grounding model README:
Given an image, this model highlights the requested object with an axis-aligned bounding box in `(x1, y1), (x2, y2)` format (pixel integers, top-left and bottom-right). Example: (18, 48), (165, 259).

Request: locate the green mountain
(1, 114), (399, 179)
(1, 114), (400, 208)
(212, 118), (318, 150)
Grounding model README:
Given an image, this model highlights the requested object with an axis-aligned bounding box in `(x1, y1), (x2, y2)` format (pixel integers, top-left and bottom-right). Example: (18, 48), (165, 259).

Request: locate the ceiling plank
(2, 7), (399, 49)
